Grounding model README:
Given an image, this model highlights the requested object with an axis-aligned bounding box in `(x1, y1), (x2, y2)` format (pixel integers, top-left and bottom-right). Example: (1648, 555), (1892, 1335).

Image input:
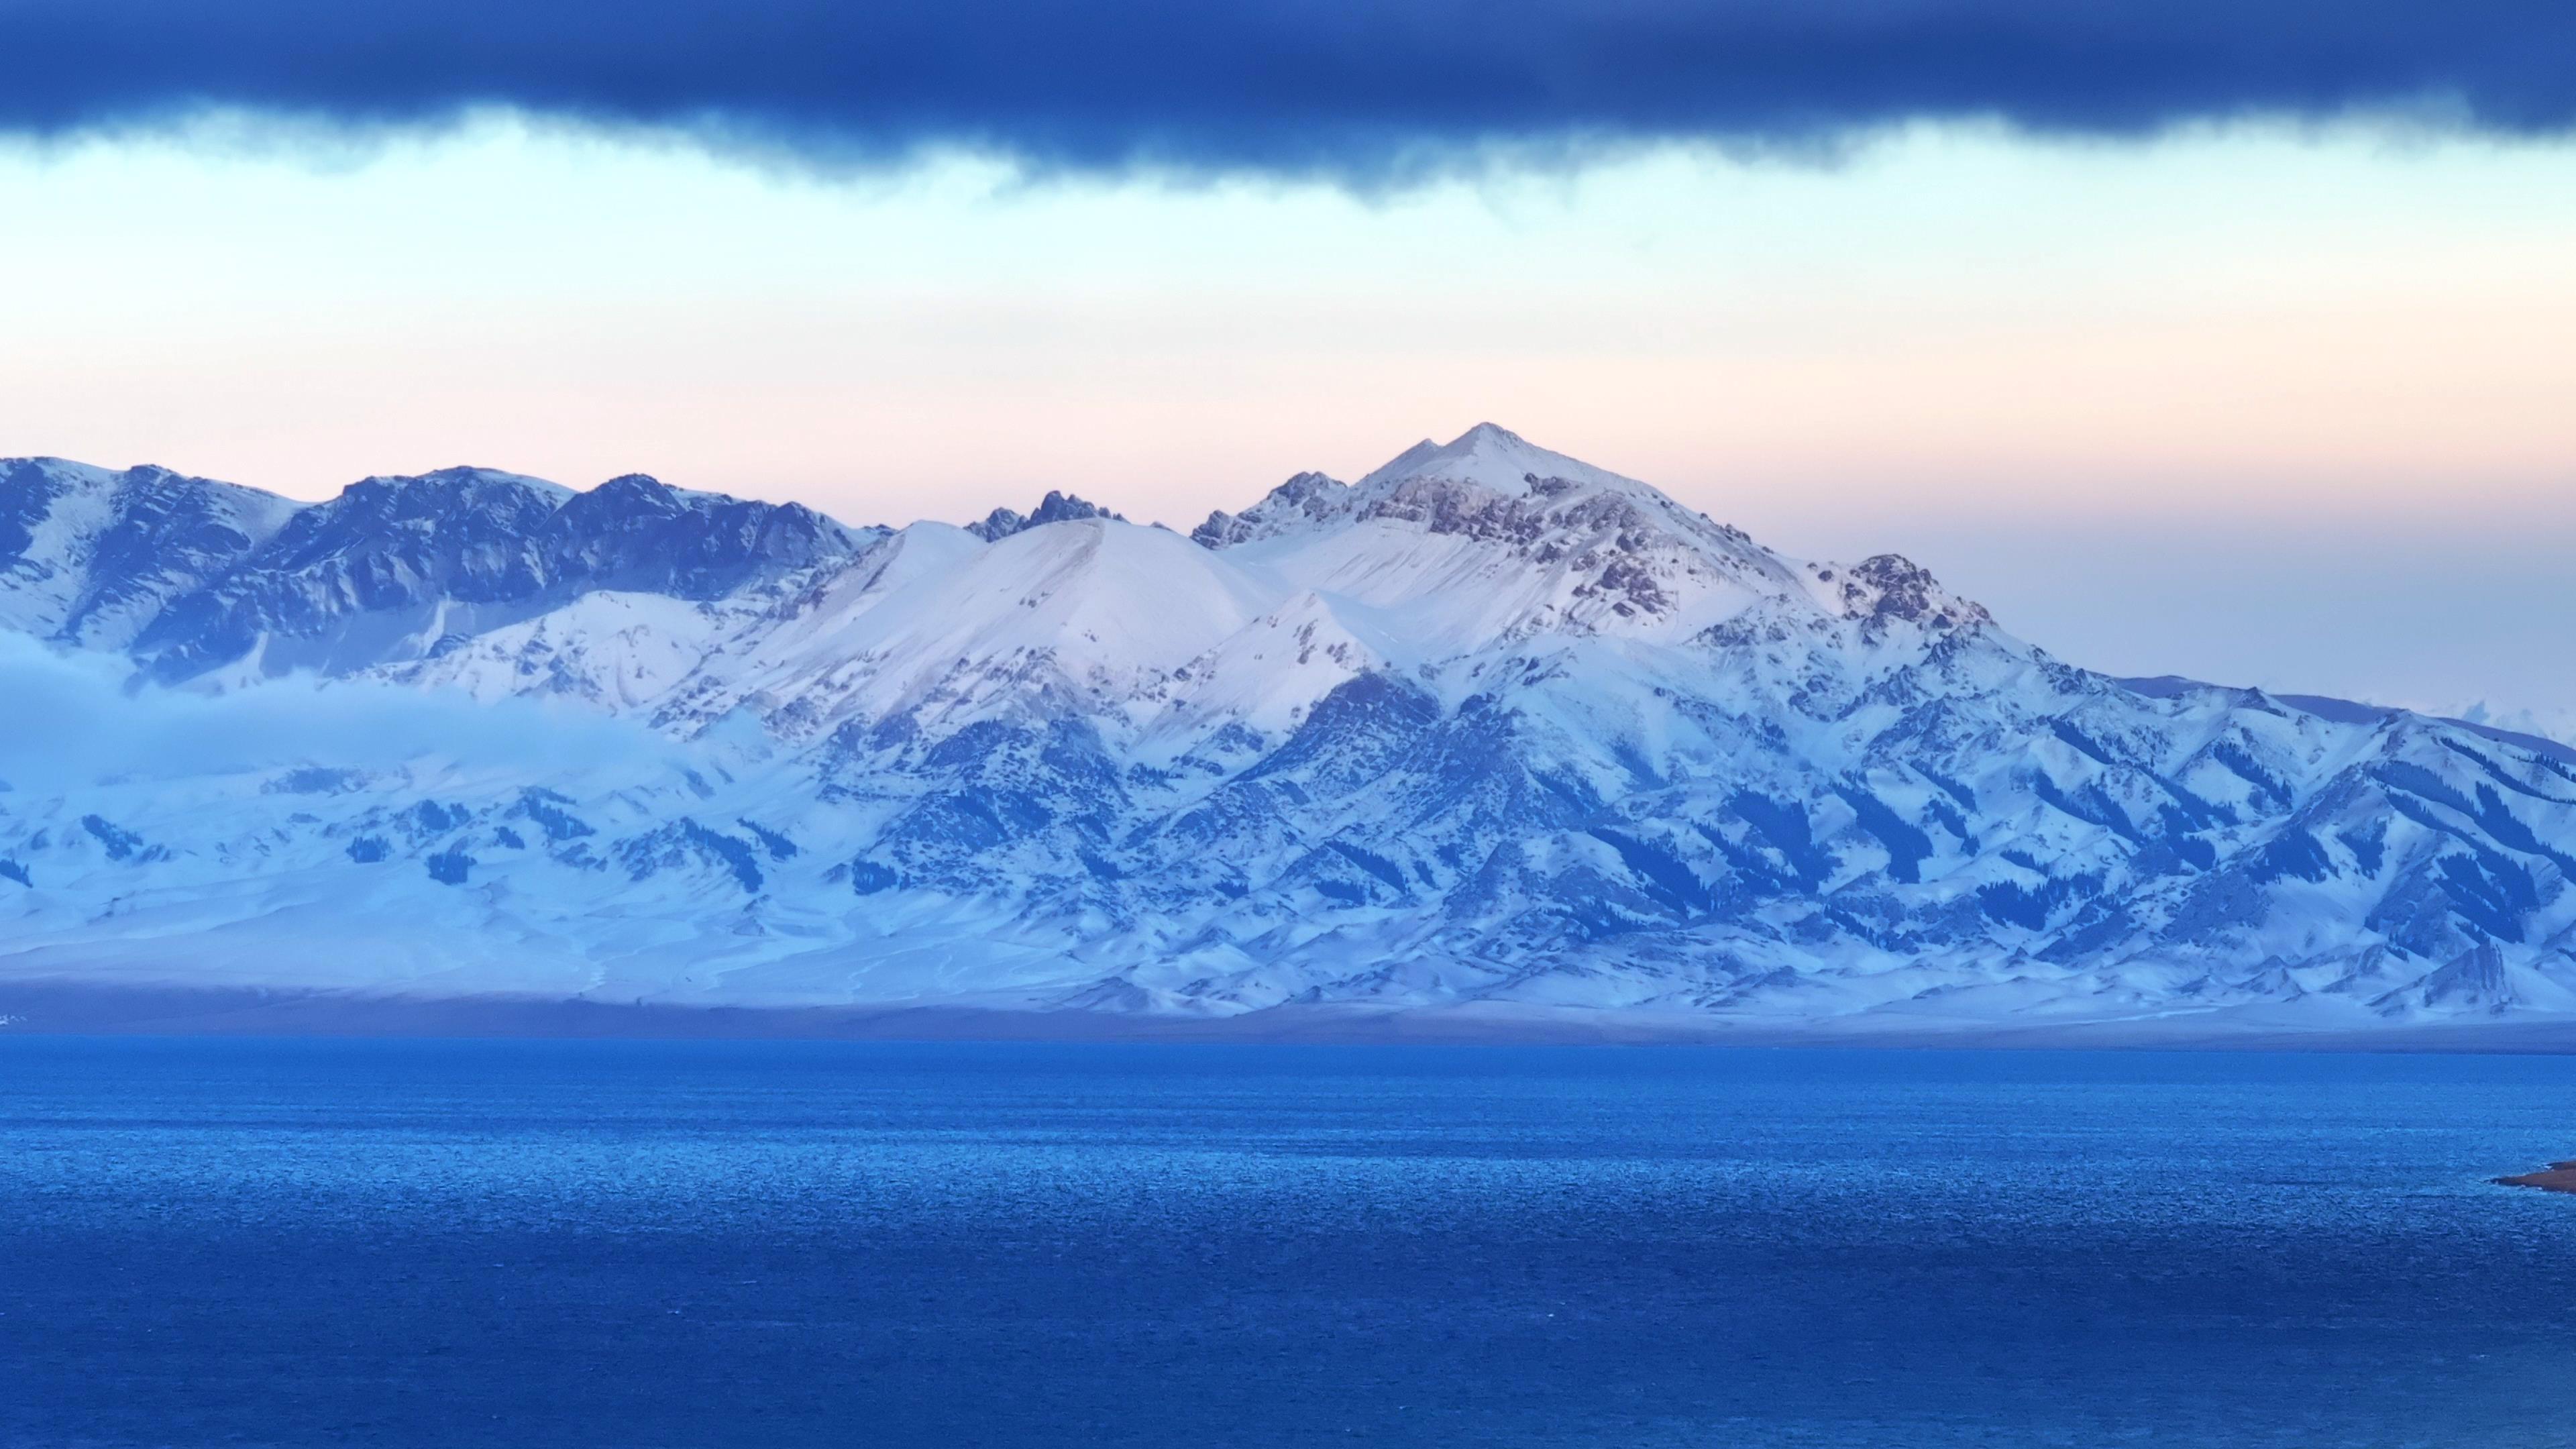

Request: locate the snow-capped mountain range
(5, 426), (2573, 1037)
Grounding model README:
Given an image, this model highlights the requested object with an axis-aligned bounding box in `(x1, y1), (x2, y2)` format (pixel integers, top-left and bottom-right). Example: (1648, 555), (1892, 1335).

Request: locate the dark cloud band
(4, 0), (2569, 178)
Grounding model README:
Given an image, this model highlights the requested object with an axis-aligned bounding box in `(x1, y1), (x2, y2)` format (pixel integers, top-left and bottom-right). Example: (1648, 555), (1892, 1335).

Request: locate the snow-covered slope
(4, 427), (2573, 1037)
(0, 458), (303, 649)
(1197, 424), (1808, 657)
(9, 463), (886, 684)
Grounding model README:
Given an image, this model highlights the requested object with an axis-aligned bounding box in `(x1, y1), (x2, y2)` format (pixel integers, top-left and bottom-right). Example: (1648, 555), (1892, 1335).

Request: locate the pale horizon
(9, 113), (2572, 727)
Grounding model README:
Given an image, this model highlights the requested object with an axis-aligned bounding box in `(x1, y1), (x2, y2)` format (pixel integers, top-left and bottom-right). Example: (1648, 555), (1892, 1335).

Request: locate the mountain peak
(1803, 553), (1994, 633)
(342, 468), (576, 506)
(12, 444), (2576, 1035)
(967, 490), (1125, 543)
(1191, 472), (1346, 549)
(1356, 423), (1649, 498)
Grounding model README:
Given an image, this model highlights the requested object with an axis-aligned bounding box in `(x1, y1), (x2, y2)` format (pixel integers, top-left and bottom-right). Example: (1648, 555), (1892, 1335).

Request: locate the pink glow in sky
(3, 119), (2571, 727)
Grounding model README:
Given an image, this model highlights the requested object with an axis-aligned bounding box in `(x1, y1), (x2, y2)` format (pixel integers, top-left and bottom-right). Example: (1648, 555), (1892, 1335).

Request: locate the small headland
(2496, 1161), (2576, 1194)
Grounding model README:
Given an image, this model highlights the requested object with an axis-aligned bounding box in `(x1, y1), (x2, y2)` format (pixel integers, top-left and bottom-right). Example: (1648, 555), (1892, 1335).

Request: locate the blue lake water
(4, 1038), (2574, 1447)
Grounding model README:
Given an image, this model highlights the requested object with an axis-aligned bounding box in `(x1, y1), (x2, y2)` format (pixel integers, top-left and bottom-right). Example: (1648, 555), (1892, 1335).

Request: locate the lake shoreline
(2497, 1162), (2576, 1193)
(7, 979), (2576, 1053)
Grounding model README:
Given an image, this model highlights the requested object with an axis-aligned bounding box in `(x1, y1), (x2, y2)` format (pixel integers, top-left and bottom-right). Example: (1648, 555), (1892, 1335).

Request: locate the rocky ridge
(2, 426), (2571, 1035)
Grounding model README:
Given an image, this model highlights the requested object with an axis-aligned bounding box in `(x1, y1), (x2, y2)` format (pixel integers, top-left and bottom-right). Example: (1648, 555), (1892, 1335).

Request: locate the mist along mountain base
(4, 425), (2575, 1038)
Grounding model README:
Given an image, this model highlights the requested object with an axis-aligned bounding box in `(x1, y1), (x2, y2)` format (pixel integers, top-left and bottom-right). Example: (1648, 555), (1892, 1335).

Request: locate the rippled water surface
(5, 1038), (2574, 1447)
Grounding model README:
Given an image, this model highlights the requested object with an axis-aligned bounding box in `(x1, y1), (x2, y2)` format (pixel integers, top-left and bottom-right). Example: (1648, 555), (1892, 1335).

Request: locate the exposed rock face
(3, 462), (877, 681)
(0, 459), (301, 650)
(3, 425), (2575, 1032)
(969, 491), (1124, 542)
(1192, 472), (1344, 547)
(538, 474), (862, 598)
